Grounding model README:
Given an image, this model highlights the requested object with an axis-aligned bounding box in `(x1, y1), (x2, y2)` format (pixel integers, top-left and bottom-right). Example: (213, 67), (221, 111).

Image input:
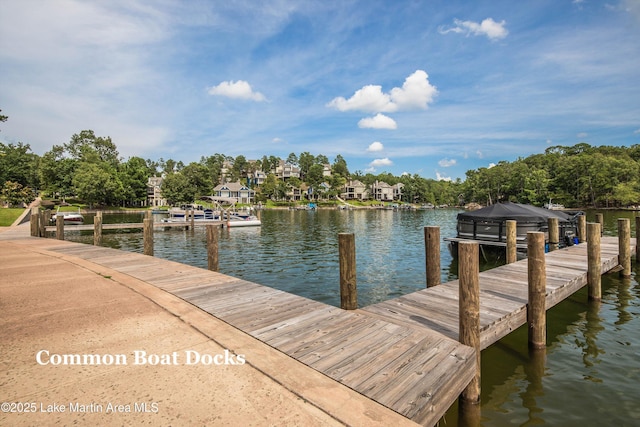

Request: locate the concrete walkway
(0, 224), (418, 426)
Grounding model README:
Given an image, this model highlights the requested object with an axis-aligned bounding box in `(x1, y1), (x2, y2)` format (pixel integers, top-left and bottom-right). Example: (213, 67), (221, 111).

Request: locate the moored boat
(226, 214), (261, 227)
(446, 202), (583, 255)
(50, 208), (84, 225)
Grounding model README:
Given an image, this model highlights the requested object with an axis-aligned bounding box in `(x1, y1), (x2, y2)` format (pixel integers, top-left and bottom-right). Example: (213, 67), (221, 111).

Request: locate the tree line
(1, 126), (639, 208)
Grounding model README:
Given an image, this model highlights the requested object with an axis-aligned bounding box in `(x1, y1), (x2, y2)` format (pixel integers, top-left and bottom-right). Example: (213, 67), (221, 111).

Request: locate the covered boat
(452, 202), (583, 250)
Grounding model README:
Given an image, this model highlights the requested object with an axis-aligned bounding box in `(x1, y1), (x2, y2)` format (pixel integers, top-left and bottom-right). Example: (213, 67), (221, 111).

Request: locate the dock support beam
(207, 224), (220, 272)
(143, 218), (154, 256)
(618, 218), (631, 277)
(636, 216), (640, 261)
(527, 231), (546, 349)
(595, 213), (604, 235)
(56, 215), (64, 240)
(425, 226), (441, 287)
(578, 215), (586, 243)
(458, 240), (480, 404)
(339, 233), (357, 310)
(587, 223), (601, 301)
(506, 220), (517, 264)
(30, 208), (39, 237)
(548, 217), (559, 252)
(93, 211), (103, 246)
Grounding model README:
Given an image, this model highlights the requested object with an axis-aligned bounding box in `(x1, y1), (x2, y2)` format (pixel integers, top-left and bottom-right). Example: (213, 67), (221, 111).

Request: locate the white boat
(226, 214), (261, 227)
(161, 205), (219, 223)
(51, 208), (84, 225)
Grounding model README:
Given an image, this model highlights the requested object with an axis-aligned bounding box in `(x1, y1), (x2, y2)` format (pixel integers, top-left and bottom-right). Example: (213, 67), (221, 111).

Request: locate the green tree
(119, 157), (154, 206)
(0, 142), (40, 189)
(160, 172), (194, 205)
(65, 130), (120, 166)
(1, 181), (34, 206)
(72, 162), (123, 207)
(39, 145), (77, 198)
(332, 154), (349, 178)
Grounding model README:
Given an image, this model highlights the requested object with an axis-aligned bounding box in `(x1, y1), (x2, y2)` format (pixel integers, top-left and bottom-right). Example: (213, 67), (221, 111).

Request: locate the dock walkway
(1, 225), (473, 427)
(2, 221), (635, 426)
(361, 237), (634, 350)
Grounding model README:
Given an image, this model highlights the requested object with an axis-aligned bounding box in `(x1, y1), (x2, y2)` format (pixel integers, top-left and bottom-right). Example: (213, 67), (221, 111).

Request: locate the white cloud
(367, 141), (385, 152)
(358, 113), (397, 129)
(634, 129), (640, 135)
(488, 163), (496, 168)
(370, 158), (393, 167)
(327, 70), (437, 113)
(207, 80), (266, 101)
(438, 158), (457, 167)
(440, 18), (508, 41)
(577, 132), (588, 138)
(476, 150), (484, 159)
(436, 172), (452, 182)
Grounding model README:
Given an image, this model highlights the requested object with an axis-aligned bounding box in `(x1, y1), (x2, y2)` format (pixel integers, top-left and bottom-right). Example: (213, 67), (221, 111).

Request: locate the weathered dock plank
(361, 236), (635, 351)
(24, 225), (634, 427)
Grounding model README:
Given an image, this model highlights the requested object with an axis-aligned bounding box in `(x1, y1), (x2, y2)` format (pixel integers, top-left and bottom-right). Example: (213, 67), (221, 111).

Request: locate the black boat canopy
(457, 202), (577, 223)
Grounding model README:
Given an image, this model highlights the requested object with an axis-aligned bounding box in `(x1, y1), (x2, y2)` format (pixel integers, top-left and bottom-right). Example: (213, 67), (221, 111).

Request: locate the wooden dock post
(458, 240), (480, 404)
(527, 231), (546, 349)
(578, 215), (586, 243)
(339, 233), (357, 310)
(190, 209), (195, 230)
(636, 215), (640, 261)
(207, 224), (220, 272)
(425, 226), (441, 287)
(30, 208), (39, 237)
(548, 217), (559, 252)
(56, 215), (64, 240)
(506, 220), (517, 264)
(587, 223), (601, 301)
(143, 218), (154, 256)
(93, 211), (103, 246)
(595, 213), (604, 235)
(618, 218), (631, 277)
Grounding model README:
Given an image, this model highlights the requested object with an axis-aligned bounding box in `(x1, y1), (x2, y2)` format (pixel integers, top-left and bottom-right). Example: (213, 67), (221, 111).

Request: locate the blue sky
(1, 0), (639, 181)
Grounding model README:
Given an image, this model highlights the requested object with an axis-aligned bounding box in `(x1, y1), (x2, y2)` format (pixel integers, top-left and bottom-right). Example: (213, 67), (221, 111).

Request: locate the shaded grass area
(0, 208), (25, 226)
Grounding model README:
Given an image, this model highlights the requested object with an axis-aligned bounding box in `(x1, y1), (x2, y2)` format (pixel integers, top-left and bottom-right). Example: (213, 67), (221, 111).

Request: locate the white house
(213, 182), (255, 204)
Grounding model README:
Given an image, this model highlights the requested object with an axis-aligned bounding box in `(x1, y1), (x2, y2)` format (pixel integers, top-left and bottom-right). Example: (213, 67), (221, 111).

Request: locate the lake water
(64, 208), (639, 426)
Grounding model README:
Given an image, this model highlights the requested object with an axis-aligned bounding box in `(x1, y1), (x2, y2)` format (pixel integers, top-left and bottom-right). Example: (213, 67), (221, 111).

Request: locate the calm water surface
(66, 208), (639, 426)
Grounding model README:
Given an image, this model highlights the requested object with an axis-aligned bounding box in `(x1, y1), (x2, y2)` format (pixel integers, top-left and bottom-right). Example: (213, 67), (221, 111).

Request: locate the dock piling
(548, 217), (559, 252)
(338, 233), (357, 310)
(618, 218), (631, 277)
(578, 215), (586, 243)
(595, 213), (604, 235)
(506, 220), (517, 264)
(143, 218), (154, 256)
(207, 224), (220, 272)
(527, 231), (546, 349)
(56, 215), (64, 240)
(458, 240), (480, 404)
(425, 226), (441, 287)
(636, 216), (640, 261)
(30, 208), (39, 237)
(93, 211), (103, 246)
(587, 222), (601, 301)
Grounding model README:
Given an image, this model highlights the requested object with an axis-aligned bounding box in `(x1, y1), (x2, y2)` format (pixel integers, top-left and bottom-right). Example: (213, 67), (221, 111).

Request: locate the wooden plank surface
(37, 232), (634, 426)
(362, 236), (634, 351)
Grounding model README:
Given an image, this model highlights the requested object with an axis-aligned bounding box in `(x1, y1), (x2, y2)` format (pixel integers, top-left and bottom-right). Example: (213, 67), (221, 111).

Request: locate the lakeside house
(147, 177), (167, 207)
(341, 180), (369, 201)
(370, 180), (404, 202)
(213, 182), (255, 204)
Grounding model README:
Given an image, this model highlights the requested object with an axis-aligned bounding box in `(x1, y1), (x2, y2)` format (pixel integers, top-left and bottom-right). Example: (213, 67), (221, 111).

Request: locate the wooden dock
(43, 220), (225, 232)
(36, 241), (476, 426)
(361, 236), (634, 350)
(9, 218), (636, 426)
